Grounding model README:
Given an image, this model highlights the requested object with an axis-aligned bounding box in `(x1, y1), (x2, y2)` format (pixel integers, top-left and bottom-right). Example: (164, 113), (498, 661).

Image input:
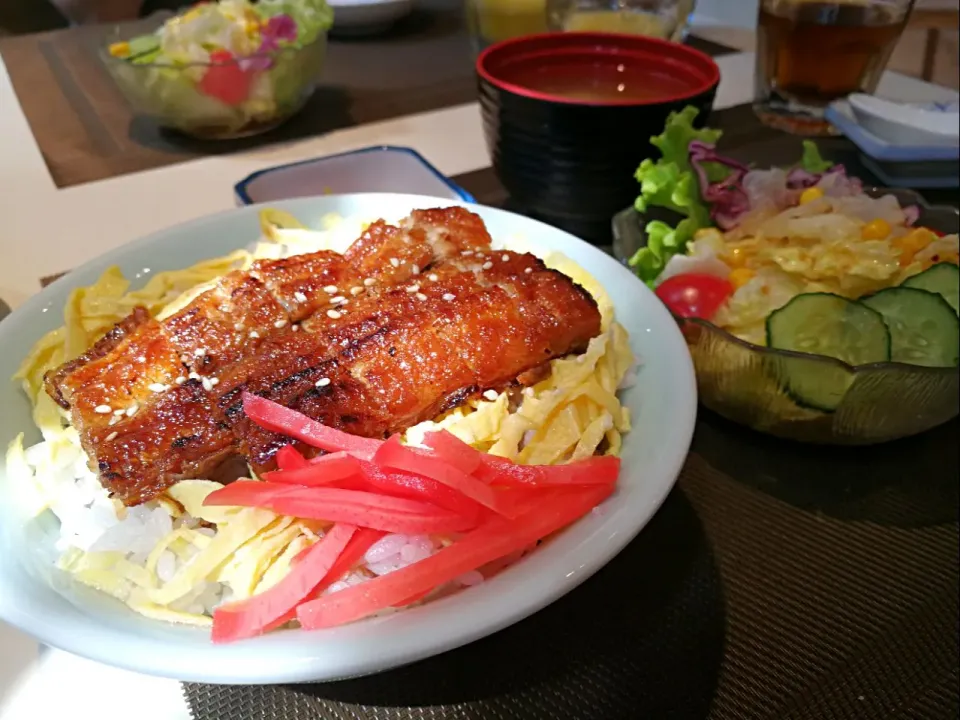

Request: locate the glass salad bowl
(101, 6), (329, 140)
(612, 188), (960, 445)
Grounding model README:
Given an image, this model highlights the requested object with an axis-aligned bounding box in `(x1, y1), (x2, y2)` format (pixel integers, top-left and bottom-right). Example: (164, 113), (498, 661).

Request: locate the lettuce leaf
(651, 105), (723, 170)
(628, 106), (721, 285)
(800, 140), (832, 174)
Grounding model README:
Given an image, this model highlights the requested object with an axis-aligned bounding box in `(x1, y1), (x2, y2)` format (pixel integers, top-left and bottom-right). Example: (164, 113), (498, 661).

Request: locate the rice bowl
(0, 194), (696, 683)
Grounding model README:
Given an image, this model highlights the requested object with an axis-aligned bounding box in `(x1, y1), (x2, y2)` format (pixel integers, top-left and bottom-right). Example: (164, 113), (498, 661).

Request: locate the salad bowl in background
(614, 188), (960, 445)
(102, 1), (332, 140)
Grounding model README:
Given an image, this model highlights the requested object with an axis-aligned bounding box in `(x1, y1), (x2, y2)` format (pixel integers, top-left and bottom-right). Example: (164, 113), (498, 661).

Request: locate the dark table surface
(3, 2), (955, 717)
(183, 102), (960, 720)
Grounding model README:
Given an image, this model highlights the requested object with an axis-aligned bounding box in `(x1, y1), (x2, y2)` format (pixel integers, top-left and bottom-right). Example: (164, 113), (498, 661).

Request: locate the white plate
(329, 0), (414, 35)
(0, 194), (696, 685)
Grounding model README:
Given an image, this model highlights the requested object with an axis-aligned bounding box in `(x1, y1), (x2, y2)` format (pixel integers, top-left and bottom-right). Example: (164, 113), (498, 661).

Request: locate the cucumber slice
(128, 35), (160, 56)
(860, 287), (960, 367)
(767, 293), (891, 411)
(767, 293), (892, 365)
(129, 49), (162, 65)
(125, 34), (161, 65)
(901, 262), (959, 315)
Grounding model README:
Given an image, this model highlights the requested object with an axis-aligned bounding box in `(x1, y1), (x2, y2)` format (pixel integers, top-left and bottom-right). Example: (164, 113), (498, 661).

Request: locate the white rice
(365, 535), (438, 576)
(17, 428), (481, 622)
(156, 550), (177, 583)
(87, 505), (172, 557)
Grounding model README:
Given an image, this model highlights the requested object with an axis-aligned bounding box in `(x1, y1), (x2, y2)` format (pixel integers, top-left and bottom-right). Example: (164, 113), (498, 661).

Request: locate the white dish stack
(825, 94), (960, 188)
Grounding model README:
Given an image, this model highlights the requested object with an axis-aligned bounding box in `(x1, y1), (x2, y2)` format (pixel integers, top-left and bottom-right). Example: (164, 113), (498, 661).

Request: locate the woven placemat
(182, 410), (959, 720)
(182, 138), (959, 717)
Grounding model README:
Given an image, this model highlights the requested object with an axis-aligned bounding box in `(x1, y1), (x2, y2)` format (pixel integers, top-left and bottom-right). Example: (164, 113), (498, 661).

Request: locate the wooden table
(909, 1), (960, 81)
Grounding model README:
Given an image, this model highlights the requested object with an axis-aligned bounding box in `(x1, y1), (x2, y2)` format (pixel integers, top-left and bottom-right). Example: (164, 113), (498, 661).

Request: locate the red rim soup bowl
(477, 32), (720, 244)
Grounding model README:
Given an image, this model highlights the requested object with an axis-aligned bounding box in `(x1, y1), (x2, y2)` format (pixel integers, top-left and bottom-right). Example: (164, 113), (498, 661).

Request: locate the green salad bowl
(101, 16), (326, 140)
(612, 188), (960, 445)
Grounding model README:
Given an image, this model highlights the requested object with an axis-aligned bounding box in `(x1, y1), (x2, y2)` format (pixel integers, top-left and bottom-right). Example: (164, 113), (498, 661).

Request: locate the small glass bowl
(546, 0), (695, 41)
(101, 21), (326, 140)
(612, 188), (960, 445)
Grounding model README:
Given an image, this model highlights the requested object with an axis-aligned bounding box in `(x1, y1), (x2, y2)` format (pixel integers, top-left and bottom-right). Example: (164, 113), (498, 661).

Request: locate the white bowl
(234, 146), (475, 205)
(848, 94), (960, 148)
(329, 0), (414, 35)
(0, 194), (696, 684)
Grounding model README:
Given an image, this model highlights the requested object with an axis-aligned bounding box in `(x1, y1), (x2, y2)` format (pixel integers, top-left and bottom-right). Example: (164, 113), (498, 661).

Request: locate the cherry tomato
(655, 273), (733, 320)
(199, 49), (252, 106)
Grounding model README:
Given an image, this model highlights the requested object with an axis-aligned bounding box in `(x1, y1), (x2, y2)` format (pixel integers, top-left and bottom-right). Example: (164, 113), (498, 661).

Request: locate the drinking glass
(465, 0), (550, 55)
(546, 0), (696, 41)
(754, 0), (916, 136)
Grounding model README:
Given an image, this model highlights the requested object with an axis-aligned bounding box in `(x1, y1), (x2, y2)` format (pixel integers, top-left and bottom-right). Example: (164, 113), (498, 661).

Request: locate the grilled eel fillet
(44, 209), (601, 505)
(43, 208), (490, 502)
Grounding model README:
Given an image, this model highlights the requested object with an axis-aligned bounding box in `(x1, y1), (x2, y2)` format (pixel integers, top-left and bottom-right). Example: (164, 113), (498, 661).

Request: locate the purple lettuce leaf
(688, 140), (752, 230)
(785, 167), (821, 189)
(241, 14), (299, 71)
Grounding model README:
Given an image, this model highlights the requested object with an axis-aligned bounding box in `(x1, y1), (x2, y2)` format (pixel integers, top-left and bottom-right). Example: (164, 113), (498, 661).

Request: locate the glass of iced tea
(754, 0), (915, 136)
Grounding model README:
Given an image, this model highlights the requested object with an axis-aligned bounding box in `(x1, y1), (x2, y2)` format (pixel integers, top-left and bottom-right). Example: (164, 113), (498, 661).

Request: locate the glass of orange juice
(546, 0), (695, 40)
(466, 0), (549, 53)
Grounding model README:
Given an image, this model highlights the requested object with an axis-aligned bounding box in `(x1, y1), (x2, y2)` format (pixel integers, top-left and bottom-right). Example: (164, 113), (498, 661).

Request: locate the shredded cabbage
(678, 192), (960, 343)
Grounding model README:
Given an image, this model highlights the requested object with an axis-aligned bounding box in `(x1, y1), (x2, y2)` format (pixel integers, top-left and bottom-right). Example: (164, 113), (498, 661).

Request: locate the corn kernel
(108, 41), (130, 58)
(861, 218), (892, 240)
(799, 187), (824, 205)
(893, 228), (936, 267)
(723, 246), (749, 268)
(728, 267), (755, 289)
